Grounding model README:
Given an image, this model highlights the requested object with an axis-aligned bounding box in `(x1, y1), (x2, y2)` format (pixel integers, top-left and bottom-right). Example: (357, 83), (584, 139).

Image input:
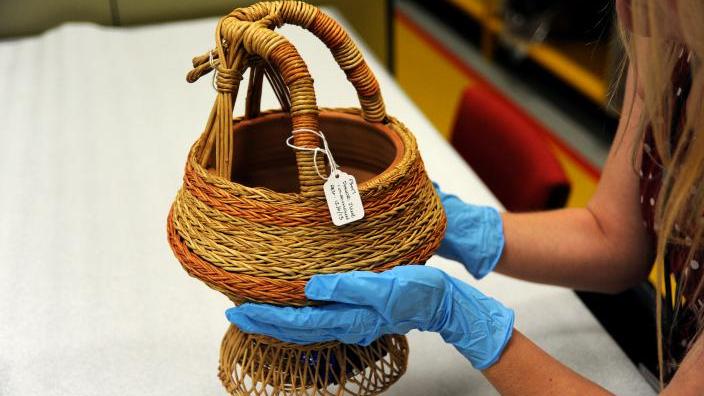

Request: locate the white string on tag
(286, 129), (339, 180)
(285, 128), (365, 226)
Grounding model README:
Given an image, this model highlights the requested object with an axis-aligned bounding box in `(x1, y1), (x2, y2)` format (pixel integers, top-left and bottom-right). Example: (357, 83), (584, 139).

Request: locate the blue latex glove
(226, 265), (514, 370)
(434, 183), (505, 279)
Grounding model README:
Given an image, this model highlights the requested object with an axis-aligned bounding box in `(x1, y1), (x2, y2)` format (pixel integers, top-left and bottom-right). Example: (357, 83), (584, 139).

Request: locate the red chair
(450, 82), (571, 211)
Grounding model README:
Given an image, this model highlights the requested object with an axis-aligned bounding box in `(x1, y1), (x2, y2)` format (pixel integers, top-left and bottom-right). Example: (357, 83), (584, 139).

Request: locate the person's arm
(496, 66), (654, 293)
(662, 333), (704, 395)
(230, 263), (704, 395)
(227, 265), (667, 395)
(483, 331), (612, 395)
(485, 329), (704, 396)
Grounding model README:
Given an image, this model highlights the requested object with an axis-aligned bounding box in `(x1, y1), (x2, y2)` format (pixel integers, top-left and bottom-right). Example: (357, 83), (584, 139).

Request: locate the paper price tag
(323, 170), (365, 226)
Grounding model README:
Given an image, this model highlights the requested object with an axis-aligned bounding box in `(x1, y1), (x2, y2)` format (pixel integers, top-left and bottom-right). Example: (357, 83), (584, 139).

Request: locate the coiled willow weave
(166, 2), (446, 395)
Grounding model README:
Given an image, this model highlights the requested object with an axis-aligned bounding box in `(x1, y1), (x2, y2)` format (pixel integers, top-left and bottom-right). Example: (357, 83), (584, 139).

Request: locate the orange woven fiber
(166, 2), (446, 395)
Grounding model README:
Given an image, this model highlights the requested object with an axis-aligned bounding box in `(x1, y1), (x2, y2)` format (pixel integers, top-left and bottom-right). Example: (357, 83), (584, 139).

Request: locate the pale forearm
(483, 323), (704, 396)
(496, 208), (651, 293)
(662, 334), (704, 395)
(493, 67), (653, 293)
(483, 330), (612, 396)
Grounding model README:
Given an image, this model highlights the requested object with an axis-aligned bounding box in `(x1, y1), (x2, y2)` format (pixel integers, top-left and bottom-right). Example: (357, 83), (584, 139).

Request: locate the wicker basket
(166, 2), (446, 395)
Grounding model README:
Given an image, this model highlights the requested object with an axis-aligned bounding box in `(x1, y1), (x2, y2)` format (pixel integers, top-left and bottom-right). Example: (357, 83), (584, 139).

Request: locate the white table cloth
(0, 9), (654, 396)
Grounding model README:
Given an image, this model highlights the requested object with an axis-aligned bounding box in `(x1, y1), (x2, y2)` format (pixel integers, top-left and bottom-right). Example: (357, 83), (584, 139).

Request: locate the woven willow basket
(166, 2), (446, 395)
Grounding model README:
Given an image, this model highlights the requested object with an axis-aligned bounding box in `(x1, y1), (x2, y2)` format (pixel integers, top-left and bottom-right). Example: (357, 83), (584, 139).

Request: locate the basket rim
(229, 110), (406, 186)
(186, 107), (419, 203)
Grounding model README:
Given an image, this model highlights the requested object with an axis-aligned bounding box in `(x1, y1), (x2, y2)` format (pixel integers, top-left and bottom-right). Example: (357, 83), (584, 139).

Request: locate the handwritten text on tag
(323, 171), (365, 226)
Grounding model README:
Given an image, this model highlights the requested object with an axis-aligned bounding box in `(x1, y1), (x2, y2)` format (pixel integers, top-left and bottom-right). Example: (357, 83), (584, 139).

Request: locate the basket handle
(244, 56), (292, 120)
(187, 16), (325, 197)
(236, 2), (386, 122)
(239, 20), (327, 197)
(203, 1), (387, 123)
(188, 2), (386, 198)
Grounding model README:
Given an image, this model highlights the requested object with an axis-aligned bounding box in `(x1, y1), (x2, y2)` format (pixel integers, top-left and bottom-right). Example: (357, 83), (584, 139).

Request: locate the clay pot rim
(188, 107), (419, 201)
(230, 109), (405, 188)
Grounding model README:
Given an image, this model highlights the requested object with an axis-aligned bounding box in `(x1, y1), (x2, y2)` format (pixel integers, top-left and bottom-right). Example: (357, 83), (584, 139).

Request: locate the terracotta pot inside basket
(218, 110), (405, 192)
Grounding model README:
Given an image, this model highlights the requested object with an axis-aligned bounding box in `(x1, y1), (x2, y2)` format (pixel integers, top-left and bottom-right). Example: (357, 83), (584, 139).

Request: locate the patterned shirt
(639, 46), (699, 381)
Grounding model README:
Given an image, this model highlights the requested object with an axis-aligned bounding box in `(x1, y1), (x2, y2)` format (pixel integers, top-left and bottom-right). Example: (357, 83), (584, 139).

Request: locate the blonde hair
(619, 0), (704, 387)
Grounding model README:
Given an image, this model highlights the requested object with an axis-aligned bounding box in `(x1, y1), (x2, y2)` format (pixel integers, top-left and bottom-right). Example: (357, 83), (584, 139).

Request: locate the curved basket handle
(244, 56), (291, 120)
(228, 1), (387, 123)
(193, 17), (325, 198)
(187, 2), (387, 198)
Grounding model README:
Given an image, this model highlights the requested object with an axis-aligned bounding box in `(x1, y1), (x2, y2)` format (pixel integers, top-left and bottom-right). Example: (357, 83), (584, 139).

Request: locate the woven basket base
(219, 325), (408, 395)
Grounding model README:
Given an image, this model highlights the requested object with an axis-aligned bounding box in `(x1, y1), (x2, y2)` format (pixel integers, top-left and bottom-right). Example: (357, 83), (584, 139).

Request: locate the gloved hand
(226, 265), (514, 370)
(434, 183), (505, 279)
